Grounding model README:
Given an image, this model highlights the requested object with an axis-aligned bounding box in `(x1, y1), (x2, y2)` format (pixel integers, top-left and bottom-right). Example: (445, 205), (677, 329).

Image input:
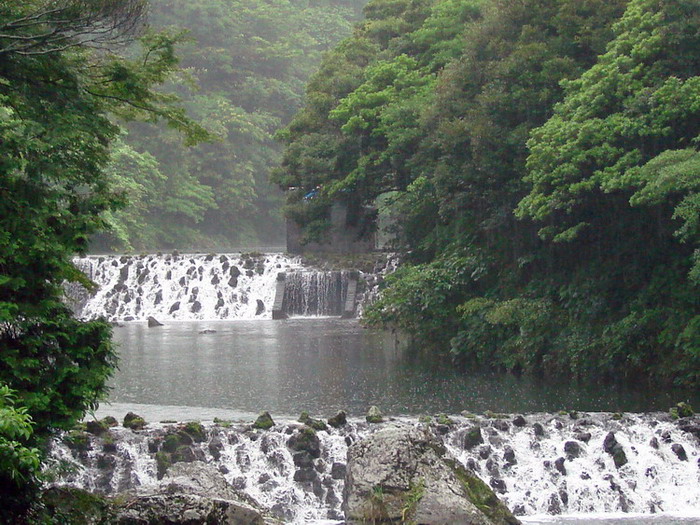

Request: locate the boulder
(366, 406), (384, 424)
(123, 412), (146, 430)
(253, 412), (275, 430)
(343, 425), (520, 525)
(147, 316), (163, 327)
(115, 463), (268, 524)
(328, 410), (347, 428)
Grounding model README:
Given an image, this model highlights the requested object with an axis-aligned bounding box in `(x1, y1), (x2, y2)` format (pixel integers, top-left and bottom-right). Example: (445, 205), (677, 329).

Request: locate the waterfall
(49, 413), (700, 524)
(71, 253), (304, 322)
(281, 271), (351, 317)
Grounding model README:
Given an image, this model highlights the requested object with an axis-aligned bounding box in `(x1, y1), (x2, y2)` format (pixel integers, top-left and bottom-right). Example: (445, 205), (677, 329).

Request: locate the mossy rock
(41, 487), (115, 523)
(299, 411), (328, 431)
(436, 413), (455, 426)
(213, 417), (232, 428)
(64, 430), (91, 452)
(172, 445), (196, 464)
(123, 412), (146, 430)
(183, 421), (207, 442)
(447, 458), (519, 524)
(366, 406), (384, 424)
(464, 426), (483, 450)
(101, 416), (118, 427)
(252, 411), (275, 430)
(287, 426), (321, 458)
(327, 410), (347, 428)
(155, 451), (172, 480)
(162, 433), (185, 453)
(85, 419), (109, 436)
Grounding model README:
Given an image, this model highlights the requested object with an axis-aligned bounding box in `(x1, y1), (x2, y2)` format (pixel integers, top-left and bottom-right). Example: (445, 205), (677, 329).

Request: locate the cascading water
(49, 413), (700, 524)
(72, 253), (304, 322)
(281, 271), (350, 317)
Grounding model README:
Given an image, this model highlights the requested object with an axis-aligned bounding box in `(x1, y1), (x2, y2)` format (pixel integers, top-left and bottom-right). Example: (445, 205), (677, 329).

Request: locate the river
(100, 319), (699, 420)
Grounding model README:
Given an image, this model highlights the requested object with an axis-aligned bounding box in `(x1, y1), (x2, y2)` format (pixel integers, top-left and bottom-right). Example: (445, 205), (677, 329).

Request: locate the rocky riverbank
(47, 407), (700, 523)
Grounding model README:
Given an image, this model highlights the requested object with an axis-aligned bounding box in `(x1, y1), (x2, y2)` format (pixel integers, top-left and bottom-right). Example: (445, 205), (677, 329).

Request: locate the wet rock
(490, 478), (506, 494)
(603, 432), (627, 468)
(343, 425), (519, 525)
(574, 432), (591, 443)
(299, 411), (328, 431)
(493, 420), (509, 432)
(366, 406), (383, 424)
(671, 443), (688, 461)
(650, 437), (659, 449)
(564, 441), (584, 460)
(485, 458), (499, 477)
(113, 463), (266, 524)
(331, 462), (346, 480)
(464, 426), (484, 450)
(554, 457), (567, 476)
(228, 276), (239, 288)
(123, 412), (146, 430)
(208, 437), (224, 461)
(328, 410), (347, 428)
(252, 412), (274, 430)
(677, 417), (700, 440)
(512, 415), (527, 427)
(191, 301), (202, 313)
(547, 493), (562, 515)
(503, 446), (517, 466)
(293, 451), (314, 469)
(199, 329), (217, 334)
(660, 430), (672, 443)
(85, 420), (109, 436)
(533, 423), (545, 437)
(287, 426), (321, 458)
(479, 445), (492, 459)
(169, 302), (181, 314)
(147, 316), (163, 327)
(293, 468), (317, 483)
(255, 299), (265, 316)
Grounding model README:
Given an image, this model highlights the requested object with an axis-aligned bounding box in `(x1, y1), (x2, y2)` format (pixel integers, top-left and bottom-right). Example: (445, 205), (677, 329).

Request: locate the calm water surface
(104, 319), (699, 419)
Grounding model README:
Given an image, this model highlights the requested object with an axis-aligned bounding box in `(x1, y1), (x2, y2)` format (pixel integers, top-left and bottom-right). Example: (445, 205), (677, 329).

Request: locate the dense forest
(1, 0), (699, 520)
(92, 0), (367, 251)
(276, 0), (700, 389)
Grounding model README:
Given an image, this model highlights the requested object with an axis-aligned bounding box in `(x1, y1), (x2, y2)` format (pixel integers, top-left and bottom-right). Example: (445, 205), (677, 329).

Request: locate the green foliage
(0, 0), (205, 519)
(0, 386), (40, 482)
(287, 0), (700, 388)
(98, 0), (368, 251)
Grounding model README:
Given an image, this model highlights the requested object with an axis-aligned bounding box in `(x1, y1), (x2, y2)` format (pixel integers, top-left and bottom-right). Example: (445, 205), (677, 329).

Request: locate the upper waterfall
(73, 253), (305, 322)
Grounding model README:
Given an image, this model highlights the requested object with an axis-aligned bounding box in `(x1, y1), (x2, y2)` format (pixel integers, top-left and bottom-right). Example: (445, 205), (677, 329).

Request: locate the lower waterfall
(49, 412), (700, 524)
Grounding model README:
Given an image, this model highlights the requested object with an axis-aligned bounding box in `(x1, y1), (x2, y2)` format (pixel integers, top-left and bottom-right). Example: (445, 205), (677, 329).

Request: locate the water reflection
(108, 319), (699, 417)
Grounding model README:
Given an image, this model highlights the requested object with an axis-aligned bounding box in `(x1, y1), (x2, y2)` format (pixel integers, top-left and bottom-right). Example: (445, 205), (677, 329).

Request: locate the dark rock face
(123, 412), (146, 430)
(464, 426), (484, 450)
(328, 411), (347, 428)
(287, 426), (321, 458)
(671, 443), (688, 461)
(603, 432), (628, 468)
(343, 424), (520, 525)
(147, 316), (163, 327)
(564, 441), (584, 460)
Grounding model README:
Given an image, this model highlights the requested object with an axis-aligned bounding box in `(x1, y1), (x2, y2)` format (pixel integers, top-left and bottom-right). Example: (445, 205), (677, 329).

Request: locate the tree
(0, 0), (204, 516)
